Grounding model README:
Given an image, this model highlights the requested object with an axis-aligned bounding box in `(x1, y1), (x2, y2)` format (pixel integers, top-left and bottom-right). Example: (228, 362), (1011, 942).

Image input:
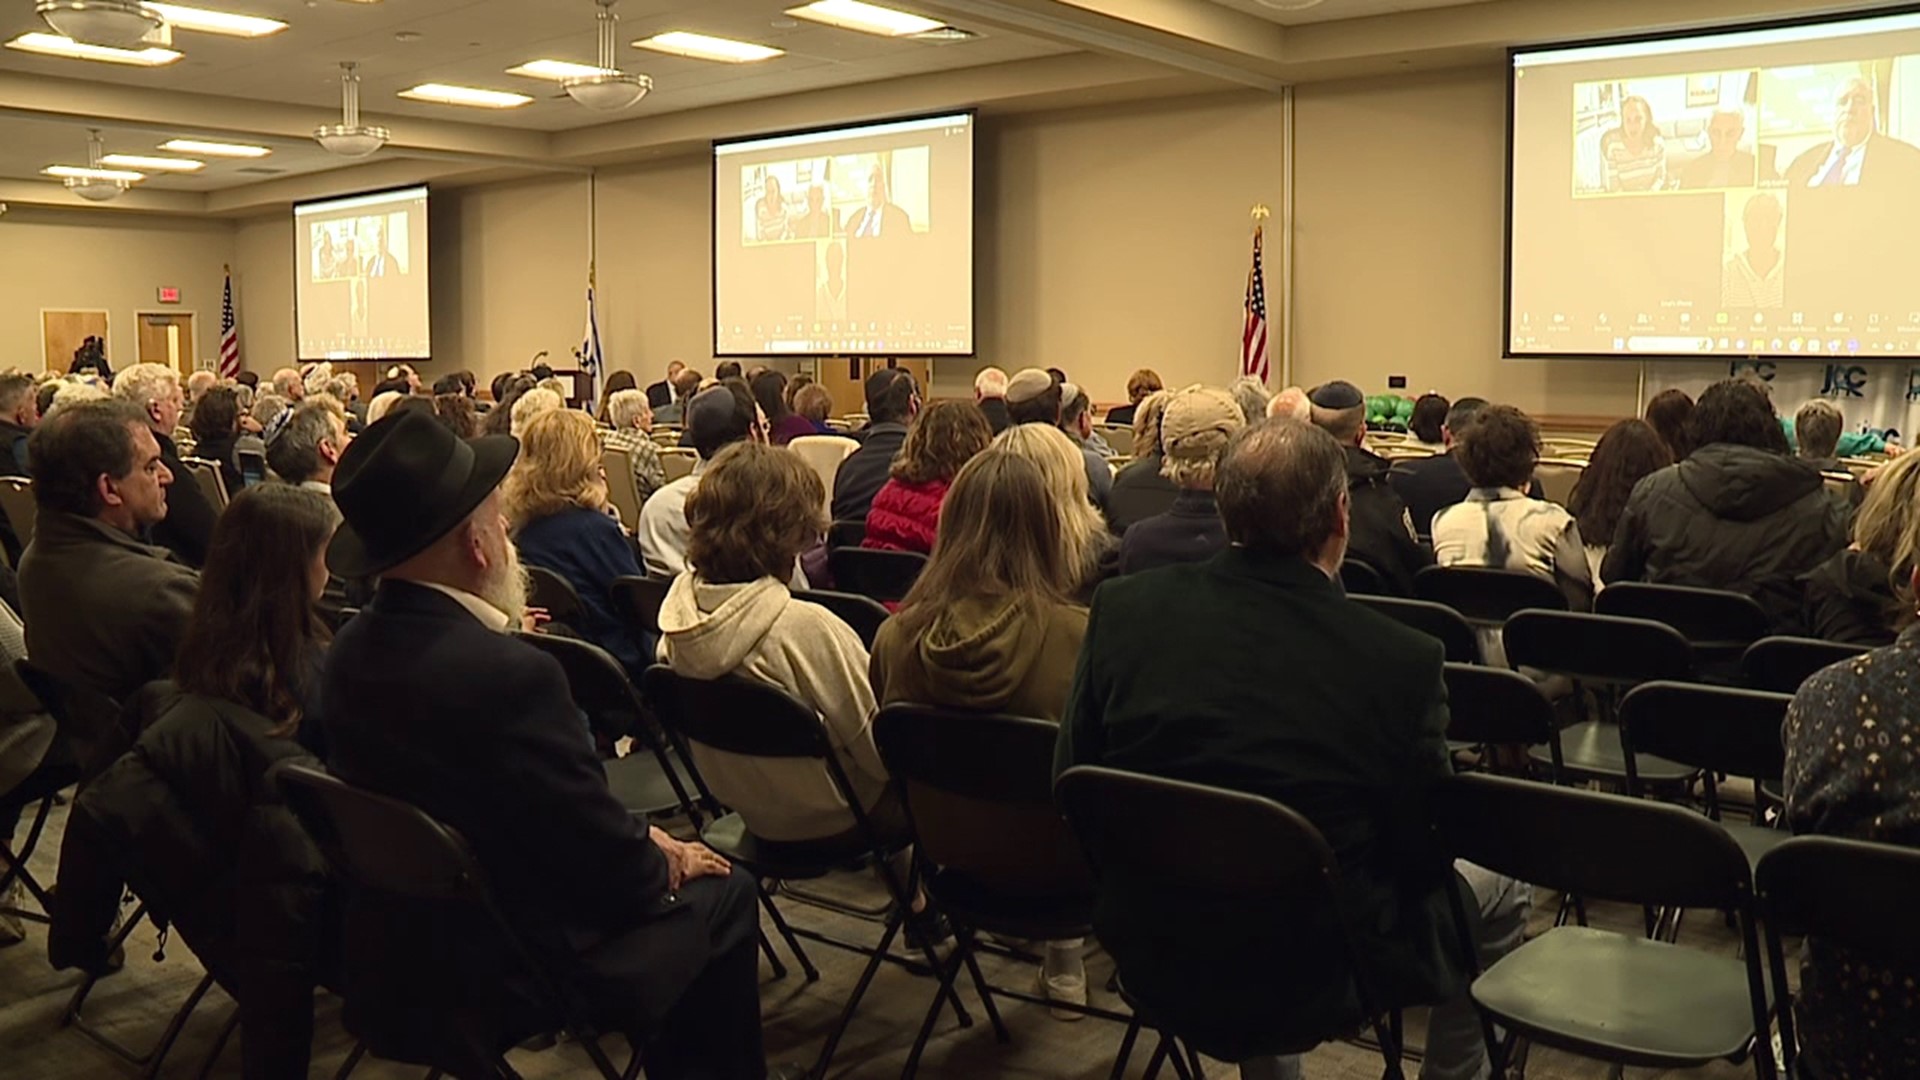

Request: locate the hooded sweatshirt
(870, 595), (1089, 723)
(1801, 547), (1901, 647)
(658, 574), (884, 842)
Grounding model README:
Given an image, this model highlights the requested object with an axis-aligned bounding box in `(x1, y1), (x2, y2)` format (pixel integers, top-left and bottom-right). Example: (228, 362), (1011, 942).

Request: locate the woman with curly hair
(860, 400), (992, 554)
(1432, 403), (1593, 610)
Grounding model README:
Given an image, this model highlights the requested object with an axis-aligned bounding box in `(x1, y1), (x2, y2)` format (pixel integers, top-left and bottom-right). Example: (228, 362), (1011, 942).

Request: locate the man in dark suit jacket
(319, 410), (784, 1079)
(830, 368), (918, 521)
(1308, 381), (1431, 594)
(1388, 396), (1544, 538)
(843, 168), (913, 239)
(113, 364), (216, 569)
(1783, 76), (1920, 189)
(1056, 418), (1526, 1072)
(646, 359), (686, 410)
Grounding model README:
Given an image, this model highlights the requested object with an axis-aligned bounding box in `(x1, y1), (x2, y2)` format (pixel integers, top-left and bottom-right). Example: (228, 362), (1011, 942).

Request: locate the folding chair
(1621, 682), (1793, 873)
(827, 518), (867, 550)
(640, 666), (972, 1079)
(609, 574), (671, 643)
(181, 456), (230, 511)
(1056, 765), (1409, 1080)
(828, 546), (926, 603)
(1756, 835), (1920, 1080)
(875, 706), (1131, 1078)
(1414, 566), (1568, 628)
(1432, 773), (1776, 1079)
(1339, 558), (1390, 597)
(526, 566), (586, 627)
(1597, 582), (1771, 677)
(0, 651), (65, 928)
(0, 475), (37, 549)
(1355, 596), (1477, 664)
(275, 763), (640, 1080)
(1740, 636), (1869, 694)
(601, 447), (643, 531)
(796, 589), (890, 649)
(1442, 662), (1561, 782)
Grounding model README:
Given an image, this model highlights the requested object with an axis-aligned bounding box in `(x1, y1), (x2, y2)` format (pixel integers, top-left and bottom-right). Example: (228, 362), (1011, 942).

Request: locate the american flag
(1241, 226), (1269, 383)
(218, 269), (241, 379)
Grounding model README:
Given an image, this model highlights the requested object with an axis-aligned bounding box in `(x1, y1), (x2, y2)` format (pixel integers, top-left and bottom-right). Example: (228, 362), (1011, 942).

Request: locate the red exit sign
(156, 287), (180, 304)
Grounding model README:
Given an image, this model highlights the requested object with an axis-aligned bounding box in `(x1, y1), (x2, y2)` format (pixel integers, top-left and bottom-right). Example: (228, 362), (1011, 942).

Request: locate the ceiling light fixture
(315, 61), (388, 157)
(784, 0), (943, 37)
(147, 3), (285, 38)
(35, 0), (166, 48)
(158, 137), (270, 157)
(506, 58), (616, 81)
(633, 31), (782, 63)
(100, 153), (204, 171)
(44, 164), (147, 181)
(51, 130), (142, 202)
(4, 30), (180, 64)
(397, 82), (532, 108)
(563, 0), (651, 111)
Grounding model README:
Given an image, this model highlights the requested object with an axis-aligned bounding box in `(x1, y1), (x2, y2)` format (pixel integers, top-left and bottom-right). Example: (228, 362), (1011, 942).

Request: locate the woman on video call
(1602, 95), (1667, 192)
(755, 174), (789, 242)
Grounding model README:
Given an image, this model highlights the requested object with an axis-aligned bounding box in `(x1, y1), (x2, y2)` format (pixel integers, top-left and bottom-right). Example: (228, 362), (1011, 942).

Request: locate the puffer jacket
(862, 476), (949, 555)
(1602, 443), (1849, 632)
(75, 685), (334, 1079)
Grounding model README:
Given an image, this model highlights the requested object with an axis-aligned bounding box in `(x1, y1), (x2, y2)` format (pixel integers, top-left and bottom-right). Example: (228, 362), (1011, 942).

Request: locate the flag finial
(1249, 203), (1271, 223)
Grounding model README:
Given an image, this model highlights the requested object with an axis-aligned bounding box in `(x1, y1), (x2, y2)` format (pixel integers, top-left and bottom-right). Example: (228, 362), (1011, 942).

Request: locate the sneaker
(901, 907), (952, 951)
(0, 880), (24, 947)
(1036, 968), (1088, 1021)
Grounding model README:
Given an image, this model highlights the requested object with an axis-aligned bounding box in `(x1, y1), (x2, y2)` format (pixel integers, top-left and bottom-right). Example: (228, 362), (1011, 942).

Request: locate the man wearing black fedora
(318, 409), (781, 1078)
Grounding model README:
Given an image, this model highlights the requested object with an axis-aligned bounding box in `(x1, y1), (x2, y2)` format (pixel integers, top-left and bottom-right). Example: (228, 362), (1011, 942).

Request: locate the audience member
(1432, 404), (1592, 610)
(271, 367), (306, 403)
(1408, 392), (1449, 449)
(639, 382), (765, 579)
(364, 390), (404, 428)
(319, 410), (775, 1079)
(188, 386), (245, 496)
(0, 373), (39, 477)
(753, 370), (815, 446)
(1603, 378), (1846, 630)
(1106, 390), (1179, 533)
(1644, 388), (1695, 461)
(597, 370), (638, 424)
(328, 372), (364, 428)
(1227, 376), (1272, 426)
(830, 368), (920, 521)
(509, 386), (564, 438)
(792, 383), (833, 434)
(1060, 383), (1113, 456)
(862, 400), (991, 554)
(507, 409), (649, 676)
(1308, 380), (1431, 595)
(369, 363), (419, 398)
(714, 360), (744, 382)
(1105, 368), (1162, 427)
(1266, 386), (1311, 422)
(602, 388), (668, 505)
(432, 393), (479, 439)
(646, 360), (686, 409)
(266, 402), (352, 496)
(1118, 386), (1242, 575)
(1006, 368), (1112, 513)
(184, 369), (218, 409)
(116, 363), (216, 568)
(33, 378), (61, 421)
(1565, 418), (1672, 585)
(1045, 367), (1068, 387)
(1387, 396), (1492, 537)
(784, 373), (814, 410)
(431, 374), (465, 397)
(996, 423), (1114, 599)
(655, 367), (704, 426)
(974, 366), (1011, 434)
(1795, 398), (1845, 470)
(1801, 452), (1920, 645)
(1055, 417), (1525, 1076)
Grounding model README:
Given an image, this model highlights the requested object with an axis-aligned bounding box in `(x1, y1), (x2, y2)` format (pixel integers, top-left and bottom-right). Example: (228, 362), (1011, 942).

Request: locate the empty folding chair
(795, 589), (890, 649)
(1432, 773), (1776, 1080)
(1740, 636), (1869, 694)
(1355, 596), (1477, 664)
(1598, 582), (1771, 678)
(1620, 681), (1793, 872)
(1442, 662), (1561, 782)
(828, 546), (927, 604)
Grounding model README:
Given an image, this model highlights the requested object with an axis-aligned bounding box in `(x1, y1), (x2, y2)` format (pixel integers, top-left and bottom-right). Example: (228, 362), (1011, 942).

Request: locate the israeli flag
(579, 278), (604, 411)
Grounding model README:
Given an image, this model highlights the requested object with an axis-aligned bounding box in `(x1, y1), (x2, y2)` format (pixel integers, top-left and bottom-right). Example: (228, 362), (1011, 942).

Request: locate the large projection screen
(1508, 10), (1920, 361)
(294, 185), (431, 362)
(713, 111), (974, 357)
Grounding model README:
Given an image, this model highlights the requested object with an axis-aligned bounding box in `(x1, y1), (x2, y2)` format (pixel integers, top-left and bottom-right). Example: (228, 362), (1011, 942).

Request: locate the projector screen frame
(709, 107), (979, 360)
(1502, 4), (1920, 363)
(292, 181), (433, 365)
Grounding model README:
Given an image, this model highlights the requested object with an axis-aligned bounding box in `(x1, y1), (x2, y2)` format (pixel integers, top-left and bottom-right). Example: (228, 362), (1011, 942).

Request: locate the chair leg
(1109, 1017), (1143, 1080)
(757, 928), (788, 980)
(1369, 1009), (1406, 1080)
(955, 928), (1009, 1043)
(1143, 1034), (1172, 1080)
(193, 1006), (241, 1080)
(575, 1031), (627, 1080)
(333, 1041), (368, 1080)
(0, 795), (56, 920)
(901, 929), (970, 1080)
(1184, 1042), (1205, 1079)
(622, 1045), (644, 1080)
(808, 907), (905, 1080)
(134, 972), (217, 1080)
(756, 884), (819, 982)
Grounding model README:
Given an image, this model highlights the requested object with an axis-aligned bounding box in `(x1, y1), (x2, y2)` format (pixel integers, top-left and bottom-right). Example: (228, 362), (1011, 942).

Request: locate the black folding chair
(1355, 596), (1477, 664)
(640, 666), (972, 1079)
(1740, 636), (1869, 694)
(1340, 559), (1390, 597)
(1621, 682), (1792, 874)
(1501, 610), (1697, 789)
(828, 519), (868, 550)
(609, 574), (670, 646)
(1442, 663), (1561, 782)
(1598, 582), (1771, 677)
(1432, 773), (1776, 1080)
(875, 706), (1132, 1078)
(0, 658), (68, 929)
(526, 565), (586, 626)
(1413, 565), (1568, 628)
(275, 763), (640, 1080)
(1056, 765), (1408, 1080)
(827, 546), (926, 603)
(796, 589), (891, 649)
(1756, 836), (1920, 1080)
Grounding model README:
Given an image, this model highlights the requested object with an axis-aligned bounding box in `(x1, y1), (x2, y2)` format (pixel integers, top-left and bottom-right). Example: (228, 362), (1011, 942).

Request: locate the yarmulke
(1308, 380), (1364, 410)
(1160, 387), (1245, 461)
(685, 385), (738, 443)
(1005, 368), (1054, 404)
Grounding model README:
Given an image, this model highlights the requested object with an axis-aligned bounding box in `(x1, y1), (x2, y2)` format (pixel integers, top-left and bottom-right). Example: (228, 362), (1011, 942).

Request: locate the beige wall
(1292, 66), (1641, 418)
(234, 214), (294, 372)
(0, 208), (234, 373)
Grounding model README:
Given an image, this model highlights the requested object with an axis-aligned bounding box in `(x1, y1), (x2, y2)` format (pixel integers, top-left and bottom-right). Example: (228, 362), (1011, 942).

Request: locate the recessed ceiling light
(505, 58), (615, 81)
(4, 31), (181, 65)
(158, 138), (271, 157)
(44, 165), (147, 182)
(397, 83), (532, 109)
(100, 153), (204, 172)
(633, 31), (782, 63)
(148, 3), (287, 37)
(784, 0), (943, 37)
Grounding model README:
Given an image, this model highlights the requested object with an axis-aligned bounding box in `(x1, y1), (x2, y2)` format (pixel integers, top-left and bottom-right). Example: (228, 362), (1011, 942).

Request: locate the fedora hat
(327, 409), (518, 578)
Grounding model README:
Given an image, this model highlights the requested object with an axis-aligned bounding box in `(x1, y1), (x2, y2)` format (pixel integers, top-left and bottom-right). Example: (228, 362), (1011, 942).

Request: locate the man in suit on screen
(1784, 75), (1920, 188)
(843, 166), (912, 239)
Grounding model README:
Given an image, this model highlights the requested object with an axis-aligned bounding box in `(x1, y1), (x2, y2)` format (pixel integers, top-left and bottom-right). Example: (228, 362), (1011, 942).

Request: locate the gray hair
(511, 387), (564, 437)
(1216, 419), (1349, 558)
(326, 373), (357, 402)
(1228, 376), (1272, 426)
(607, 388), (651, 431)
(271, 367), (304, 398)
(251, 392), (290, 428)
(302, 361), (334, 397)
(44, 379), (109, 419)
(112, 363), (180, 410)
(185, 370), (219, 400)
(1796, 398), (1844, 460)
(266, 401), (339, 484)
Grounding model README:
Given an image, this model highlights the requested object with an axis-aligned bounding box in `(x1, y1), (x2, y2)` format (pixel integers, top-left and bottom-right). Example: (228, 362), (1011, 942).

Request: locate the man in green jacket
(1056, 417), (1528, 1079)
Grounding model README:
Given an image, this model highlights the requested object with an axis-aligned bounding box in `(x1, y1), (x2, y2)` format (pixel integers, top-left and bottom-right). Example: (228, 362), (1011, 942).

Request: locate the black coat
(1342, 444), (1432, 597)
(1107, 452), (1180, 534)
(977, 397), (1011, 435)
(1388, 450), (1544, 539)
(1119, 488), (1226, 575)
(153, 429), (217, 569)
(1801, 548), (1900, 647)
(830, 421), (908, 521)
(319, 581), (702, 1051)
(1603, 443), (1848, 633)
(645, 380), (673, 409)
(1056, 549), (1464, 1059)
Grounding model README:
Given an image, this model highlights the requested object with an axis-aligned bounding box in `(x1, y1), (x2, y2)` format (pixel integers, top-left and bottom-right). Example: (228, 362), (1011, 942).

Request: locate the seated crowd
(1, 351), (1916, 1080)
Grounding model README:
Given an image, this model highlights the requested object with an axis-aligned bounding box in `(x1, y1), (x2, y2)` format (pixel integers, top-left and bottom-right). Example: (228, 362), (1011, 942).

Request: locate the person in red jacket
(862, 400), (991, 554)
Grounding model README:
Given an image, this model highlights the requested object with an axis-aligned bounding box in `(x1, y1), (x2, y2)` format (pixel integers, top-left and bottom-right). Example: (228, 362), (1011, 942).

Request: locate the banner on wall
(1645, 359), (1920, 448)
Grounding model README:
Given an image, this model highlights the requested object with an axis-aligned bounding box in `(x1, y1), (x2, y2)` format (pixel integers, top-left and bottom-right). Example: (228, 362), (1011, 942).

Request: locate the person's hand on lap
(650, 826), (732, 889)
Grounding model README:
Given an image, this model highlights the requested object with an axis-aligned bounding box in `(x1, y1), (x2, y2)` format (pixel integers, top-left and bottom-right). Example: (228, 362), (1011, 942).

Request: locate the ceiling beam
(0, 177), (206, 214)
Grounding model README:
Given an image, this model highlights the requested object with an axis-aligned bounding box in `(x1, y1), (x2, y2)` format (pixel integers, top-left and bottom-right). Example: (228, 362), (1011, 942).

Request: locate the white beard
(477, 537), (530, 628)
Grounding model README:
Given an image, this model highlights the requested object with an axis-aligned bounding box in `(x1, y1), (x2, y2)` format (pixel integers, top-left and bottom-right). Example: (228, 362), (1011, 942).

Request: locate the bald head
(1216, 418), (1350, 567)
(974, 366), (1008, 401)
(1266, 386), (1311, 422)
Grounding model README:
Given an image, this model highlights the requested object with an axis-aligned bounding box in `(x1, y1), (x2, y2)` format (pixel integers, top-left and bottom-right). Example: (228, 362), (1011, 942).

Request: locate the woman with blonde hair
(1801, 452), (1920, 645)
(861, 400), (992, 554)
(506, 408), (648, 674)
(995, 422), (1116, 596)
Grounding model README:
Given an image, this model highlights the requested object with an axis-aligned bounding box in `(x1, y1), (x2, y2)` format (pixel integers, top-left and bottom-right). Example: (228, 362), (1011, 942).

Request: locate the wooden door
(137, 313), (197, 377)
(816, 357), (935, 419)
(42, 310), (108, 376)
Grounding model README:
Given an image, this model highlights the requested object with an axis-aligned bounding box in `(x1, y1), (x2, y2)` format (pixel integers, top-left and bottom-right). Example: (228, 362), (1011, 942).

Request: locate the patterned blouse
(1784, 625), (1920, 1078)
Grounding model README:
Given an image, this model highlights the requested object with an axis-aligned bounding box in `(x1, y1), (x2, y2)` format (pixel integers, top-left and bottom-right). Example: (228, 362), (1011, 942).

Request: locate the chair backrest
(236, 446), (268, 487)
(1442, 663), (1556, 750)
(874, 705), (1091, 897)
(525, 566), (584, 624)
(600, 447), (643, 531)
(1339, 558), (1390, 597)
(1757, 836), (1920, 961)
(0, 476), (34, 549)
(640, 665), (830, 761)
(1414, 565), (1568, 625)
(660, 449), (698, 483)
(514, 631), (646, 743)
(828, 546), (927, 603)
(182, 456), (229, 510)
(609, 574), (671, 640)
(16, 659), (123, 778)
(1354, 596), (1477, 663)
(1821, 471), (1855, 500)
(1502, 609), (1693, 687)
(1432, 772), (1750, 910)
(1619, 681), (1790, 785)
(1532, 459), (1584, 507)
(275, 762), (487, 905)
(796, 589), (890, 649)
(1596, 581), (1772, 650)
(788, 435), (860, 512)
(827, 519), (867, 550)
(1741, 636), (1869, 694)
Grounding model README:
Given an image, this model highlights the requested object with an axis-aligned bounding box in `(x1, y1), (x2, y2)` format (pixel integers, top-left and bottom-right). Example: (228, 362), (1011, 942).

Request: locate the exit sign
(156, 287), (180, 304)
